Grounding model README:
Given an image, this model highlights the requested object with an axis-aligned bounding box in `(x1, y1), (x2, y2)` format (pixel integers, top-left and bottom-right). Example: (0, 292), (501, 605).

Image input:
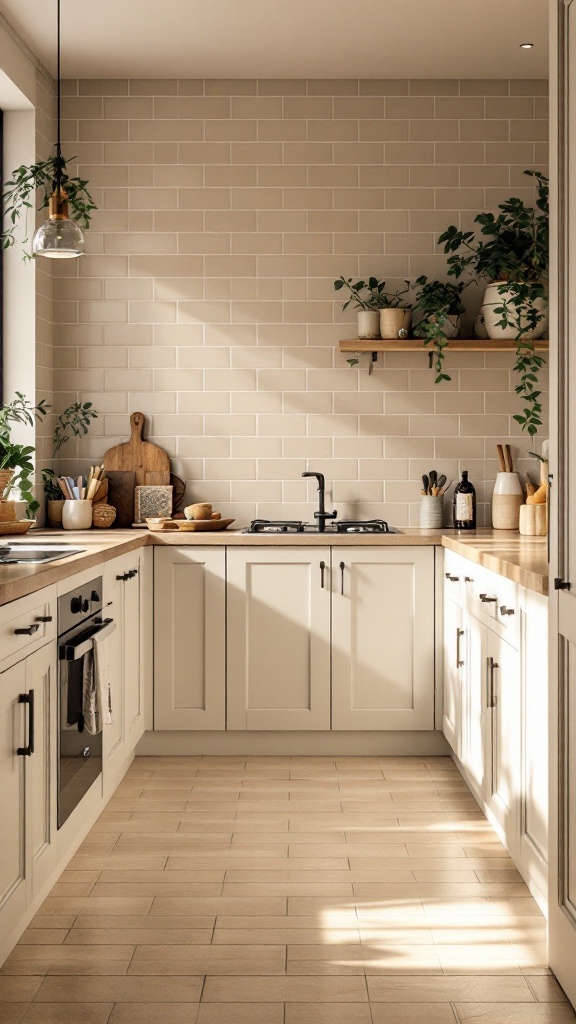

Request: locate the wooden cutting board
(103, 412), (171, 486)
(107, 470), (136, 528)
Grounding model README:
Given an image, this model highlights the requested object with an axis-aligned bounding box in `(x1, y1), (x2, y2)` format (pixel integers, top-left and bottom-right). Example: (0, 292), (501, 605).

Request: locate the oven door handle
(59, 618), (116, 661)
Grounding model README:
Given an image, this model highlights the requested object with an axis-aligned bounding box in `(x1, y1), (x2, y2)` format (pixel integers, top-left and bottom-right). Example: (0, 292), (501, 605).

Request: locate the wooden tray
(0, 520), (33, 536)
(146, 517), (235, 532)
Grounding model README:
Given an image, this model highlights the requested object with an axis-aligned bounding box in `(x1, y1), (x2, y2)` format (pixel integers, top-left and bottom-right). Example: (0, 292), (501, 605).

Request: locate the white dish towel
(82, 634), (113, 735)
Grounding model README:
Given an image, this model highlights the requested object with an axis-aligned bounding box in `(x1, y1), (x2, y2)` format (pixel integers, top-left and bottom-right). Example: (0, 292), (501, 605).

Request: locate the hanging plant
(1, 154), (96, 261)
(438, 169), (549, 435)
(412, 277), (467, 383)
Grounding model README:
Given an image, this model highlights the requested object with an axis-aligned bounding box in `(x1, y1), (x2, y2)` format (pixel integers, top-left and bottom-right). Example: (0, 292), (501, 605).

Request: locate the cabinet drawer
(464, 565), (519, 646)
(0, 587), (57, 670)
(443, 550), (466, 605)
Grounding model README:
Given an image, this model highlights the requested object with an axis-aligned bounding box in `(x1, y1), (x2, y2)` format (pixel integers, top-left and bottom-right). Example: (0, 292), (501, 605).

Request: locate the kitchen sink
(0, 543), (85, 565)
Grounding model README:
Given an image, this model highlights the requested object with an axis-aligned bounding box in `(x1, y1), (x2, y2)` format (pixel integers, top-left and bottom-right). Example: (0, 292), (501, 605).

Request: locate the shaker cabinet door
(0, 660), (29, 945)
(227, 548), (331, 730)
(331, 547), (435, 730)
(154, 547), (226, 731)
(26, 643), (58, 898)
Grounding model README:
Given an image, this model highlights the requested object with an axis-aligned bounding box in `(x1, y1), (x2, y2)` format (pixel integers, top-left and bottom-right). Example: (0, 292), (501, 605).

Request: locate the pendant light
(32, 0), (84, 259)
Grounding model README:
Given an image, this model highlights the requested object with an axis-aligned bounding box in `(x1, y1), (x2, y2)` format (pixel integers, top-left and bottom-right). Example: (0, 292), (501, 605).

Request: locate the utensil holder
(419, 495), (443, 528)
(491, 471), (523, 530)
(62, 499), (93, 531)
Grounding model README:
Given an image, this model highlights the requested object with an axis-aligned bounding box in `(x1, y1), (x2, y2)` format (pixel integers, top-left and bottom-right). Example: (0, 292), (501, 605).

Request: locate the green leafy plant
(412, 277), (467, 383)
(333, 276), (387, 311)
(42, 401), (99, 499)
(0, 393), (50, 516)
(1, 155), (96, 260)
(437, 170), (549, 434)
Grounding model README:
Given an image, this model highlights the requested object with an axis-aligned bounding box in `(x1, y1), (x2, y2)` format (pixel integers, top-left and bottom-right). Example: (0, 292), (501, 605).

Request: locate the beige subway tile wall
(54, 78), (549, 527)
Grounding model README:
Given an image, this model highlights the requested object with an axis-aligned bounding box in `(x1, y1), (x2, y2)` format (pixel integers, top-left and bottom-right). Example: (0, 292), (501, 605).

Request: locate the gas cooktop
(244, 519), (401, 535)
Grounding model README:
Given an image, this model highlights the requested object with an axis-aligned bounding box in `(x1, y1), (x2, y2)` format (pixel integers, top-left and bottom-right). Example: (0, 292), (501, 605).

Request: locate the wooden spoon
(505, 444), (514, 472)
(496, 444), (506, 472)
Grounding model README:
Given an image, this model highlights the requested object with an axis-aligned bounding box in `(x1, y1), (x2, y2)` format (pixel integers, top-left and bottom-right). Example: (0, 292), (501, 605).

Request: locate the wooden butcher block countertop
(0, 526), (548, 606)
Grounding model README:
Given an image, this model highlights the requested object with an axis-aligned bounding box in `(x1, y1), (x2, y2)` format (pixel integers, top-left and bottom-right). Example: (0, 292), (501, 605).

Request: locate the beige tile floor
(2, 755), (575, 1024)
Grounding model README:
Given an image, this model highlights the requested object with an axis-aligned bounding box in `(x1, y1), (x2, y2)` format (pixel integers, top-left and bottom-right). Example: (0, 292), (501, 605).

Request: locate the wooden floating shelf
(339, 338), (549, 353)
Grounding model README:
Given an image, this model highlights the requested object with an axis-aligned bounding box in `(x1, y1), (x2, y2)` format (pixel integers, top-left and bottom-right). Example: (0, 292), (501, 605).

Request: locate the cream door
(154, 547), (226, 730)
(460, 610), (485, 800)
(0, 660), (29, 943)
(331, 547), (435, 730)
(26, 643), (58, 897)
(227, 547), (331, 730)
(443, 589), (464, 756)
(484, 630), (521, 858)
(123, 557), (144, 748)
(549, 0), (576, 1002)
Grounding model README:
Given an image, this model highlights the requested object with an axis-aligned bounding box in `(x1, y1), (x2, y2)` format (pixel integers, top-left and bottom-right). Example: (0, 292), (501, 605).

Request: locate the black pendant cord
(54, 0), (63, 192)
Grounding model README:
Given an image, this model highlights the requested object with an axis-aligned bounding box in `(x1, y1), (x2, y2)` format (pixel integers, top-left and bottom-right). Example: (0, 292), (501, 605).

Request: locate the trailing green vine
(1, 154), (96, 260)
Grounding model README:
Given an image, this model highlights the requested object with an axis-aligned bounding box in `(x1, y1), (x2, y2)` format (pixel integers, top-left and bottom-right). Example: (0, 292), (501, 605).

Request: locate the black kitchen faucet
(302, 471), (338, 532)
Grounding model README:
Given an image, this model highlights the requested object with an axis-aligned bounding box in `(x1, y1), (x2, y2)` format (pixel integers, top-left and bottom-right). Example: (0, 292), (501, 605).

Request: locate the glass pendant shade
(32, 190), (84, 258)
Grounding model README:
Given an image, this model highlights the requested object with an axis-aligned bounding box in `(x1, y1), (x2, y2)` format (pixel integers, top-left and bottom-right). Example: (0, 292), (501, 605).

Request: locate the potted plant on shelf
(375, 281), (412, 340)
(412, 276), (467, 384)
(438, 169), (548, 435)
(42, 402), (99, 526)
(333, 276), (386, 339)
(1, 156), (96, 260)
(0, 393), (49, 521)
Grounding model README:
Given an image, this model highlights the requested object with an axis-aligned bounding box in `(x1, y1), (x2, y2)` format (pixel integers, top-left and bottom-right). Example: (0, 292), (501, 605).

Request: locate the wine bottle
(453, 470), (476, 529)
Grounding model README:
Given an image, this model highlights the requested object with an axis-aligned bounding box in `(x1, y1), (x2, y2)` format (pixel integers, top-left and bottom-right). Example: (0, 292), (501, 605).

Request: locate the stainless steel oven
(58, 577), (115, 828)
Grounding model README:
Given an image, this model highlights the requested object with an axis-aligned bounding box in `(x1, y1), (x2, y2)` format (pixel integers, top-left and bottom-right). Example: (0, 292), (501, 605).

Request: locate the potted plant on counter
(412, 276), (466, 383)
(42, 401), (99, 526)
(438, 169), (548, 434)
(333, 276), (386, 339)
(0, 393), (49, 520)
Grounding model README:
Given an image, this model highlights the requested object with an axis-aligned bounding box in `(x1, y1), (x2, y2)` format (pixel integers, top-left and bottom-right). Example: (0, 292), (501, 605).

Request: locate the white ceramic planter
(481, 282), (548, 340)
(357, 310), (380, 340)
(379, 307), (411, 340)
(62, 499), (93, 530)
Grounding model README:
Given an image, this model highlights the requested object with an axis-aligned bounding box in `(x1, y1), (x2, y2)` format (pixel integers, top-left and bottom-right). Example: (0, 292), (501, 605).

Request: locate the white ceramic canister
(491, 472), (524, 530)
(519, 503), (547, 536)
(357, 309), (380, 340)
(419, 495), (444, 528)
(62, 499), (93, 530)
(481, 282), (548, 340)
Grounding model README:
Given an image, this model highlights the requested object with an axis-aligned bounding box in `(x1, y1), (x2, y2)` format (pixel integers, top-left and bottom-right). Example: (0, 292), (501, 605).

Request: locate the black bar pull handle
(36, 615), (53, 622)
(339, 561), (345, 596)
(14, 623), (40, 635)
(319, 561), (325, 589)
(116, 573), (129, 582)
(17, 689), (34, 756)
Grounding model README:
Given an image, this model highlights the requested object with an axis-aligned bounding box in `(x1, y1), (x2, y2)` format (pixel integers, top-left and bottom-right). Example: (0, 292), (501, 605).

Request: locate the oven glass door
(58, 617), (107, 829)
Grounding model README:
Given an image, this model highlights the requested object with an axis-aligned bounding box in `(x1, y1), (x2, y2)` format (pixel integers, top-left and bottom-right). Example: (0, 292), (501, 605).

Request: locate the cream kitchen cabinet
(441, 551), (545, 908)
(154, 547), (226, 730)
(227, 547), (331, 730)
(331, 547), (435, 730)
(0, 597), (57, 956)
(103, 550), (145, 788)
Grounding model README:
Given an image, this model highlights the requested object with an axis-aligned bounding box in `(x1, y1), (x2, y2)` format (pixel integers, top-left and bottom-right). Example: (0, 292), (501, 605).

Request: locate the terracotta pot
(47, 499), (65, 527)
(379, 307), (411, 340)
(482, 282), (548, 340)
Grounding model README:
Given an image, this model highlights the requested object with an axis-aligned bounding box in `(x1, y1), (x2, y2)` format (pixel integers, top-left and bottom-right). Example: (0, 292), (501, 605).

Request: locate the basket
(92, 502), (117, 529)
(0, 500), (17, 523)
(0, 470), (13, 499)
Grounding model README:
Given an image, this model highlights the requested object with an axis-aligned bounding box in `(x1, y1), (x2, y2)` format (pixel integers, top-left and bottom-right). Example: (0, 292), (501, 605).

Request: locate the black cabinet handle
(116, 573), (129, 582)
(499, 605), (515, 616)
(127, 569), (138, 578)
(480, 594), (497, 603)
(445, 574), (459, 582)
(14, 623), (40, 635)
(35, 615), (53, 623)
(464, 576), (474, 583)
(17, 690), (34, 756)
(339, 561), (345, 596)
(319, 560), (325, 589)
